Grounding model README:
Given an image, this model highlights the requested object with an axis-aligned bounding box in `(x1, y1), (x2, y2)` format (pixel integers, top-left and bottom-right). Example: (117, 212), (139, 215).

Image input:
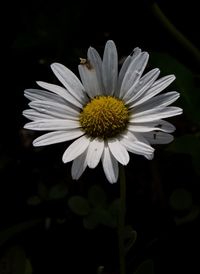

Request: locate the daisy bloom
(23, 40), (182, 183)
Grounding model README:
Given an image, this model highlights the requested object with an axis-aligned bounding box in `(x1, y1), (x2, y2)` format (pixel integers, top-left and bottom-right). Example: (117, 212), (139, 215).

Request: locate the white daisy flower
(23, 40), (182, 183)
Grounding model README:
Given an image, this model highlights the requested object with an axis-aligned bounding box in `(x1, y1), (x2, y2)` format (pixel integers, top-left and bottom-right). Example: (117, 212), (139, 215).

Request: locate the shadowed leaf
(0, 246), (32, 274)
(88, 185), (107, 208)
(68, 196), (90, 216)
(134, 259), (155, 274)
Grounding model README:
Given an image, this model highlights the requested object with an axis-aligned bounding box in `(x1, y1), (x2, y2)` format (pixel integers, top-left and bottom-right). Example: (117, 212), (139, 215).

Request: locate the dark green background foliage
(1, 0), (200, 273)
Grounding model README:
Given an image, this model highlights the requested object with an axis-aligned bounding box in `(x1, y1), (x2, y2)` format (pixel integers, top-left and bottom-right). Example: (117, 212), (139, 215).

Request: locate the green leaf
(96, 265), (105, 274)
(48, 183), (68, 200)
(86, 199), (121, 228)
(134, 259), (155, 274)
(27, 195), (41, 206)
(84, 207), (115, 228)
(169, 188), (193, 212)
(94, 208), (114, 227)
(0, 219), (42, 246)
(83, 211), (99, 230)
(175, 206), (200, 225)
(68, 196), (90, 216)
(88, 185), (107, 208)
(25, 259), (33, 274)
(0, 246), (26, 274)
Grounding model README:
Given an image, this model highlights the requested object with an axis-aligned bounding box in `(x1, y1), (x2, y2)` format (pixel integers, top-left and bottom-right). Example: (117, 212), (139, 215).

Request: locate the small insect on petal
(79, 58), (93, 70)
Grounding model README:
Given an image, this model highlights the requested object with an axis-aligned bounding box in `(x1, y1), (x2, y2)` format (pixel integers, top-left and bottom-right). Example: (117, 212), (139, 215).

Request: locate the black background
(1, 0), (200, 273)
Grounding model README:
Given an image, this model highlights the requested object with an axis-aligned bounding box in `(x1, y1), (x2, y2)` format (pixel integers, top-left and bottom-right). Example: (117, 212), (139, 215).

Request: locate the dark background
(0, 0), (200, 273)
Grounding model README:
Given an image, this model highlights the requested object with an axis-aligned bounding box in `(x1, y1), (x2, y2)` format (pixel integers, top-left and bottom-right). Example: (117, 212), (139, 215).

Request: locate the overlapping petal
(36, 81), (83, 108)
(87, 46), (104, 92)
(143, 132), (174, 144)
(102, 143), (119, 183)
(128, 120), (175, 133)
(102, 40), (118, 95)
(24, 119), (80, 131)
(33, 130), (84, 147)
(62, 135), (90, 163)
(120, 52), (149, 98)
(86, 138), (104, 168)
(71, 151), (88, 180)
(78, 64), (101, 98)
(51, 63), (87, 104)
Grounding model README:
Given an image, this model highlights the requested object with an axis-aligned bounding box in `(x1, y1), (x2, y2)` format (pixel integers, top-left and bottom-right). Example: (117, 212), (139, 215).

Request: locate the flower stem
(151, 2), (200, 64)
(118, 165), (126, 274)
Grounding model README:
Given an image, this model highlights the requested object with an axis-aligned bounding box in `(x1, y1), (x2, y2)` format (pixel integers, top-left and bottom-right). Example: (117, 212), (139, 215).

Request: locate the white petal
(125, 68), (160, 104)
(62, 135), (90, 163)
(120, 131), (154, 156)
(24, 119), (80, 131)
(143, 132), (174, 144)
(78, 64), (101, 98)
(102, 40), (118, 95)
(71, 151), (88, 180)
(23, 109), (51, 121)
(108, 139), (130, 165)
(144, 153), (154, 160)
(87, 46), (104, 92)
(117, 56), (132, 93)
(117, 47), (141, 93)
(86, 138), (104, 168)
(156, 120), (176, 132)
(131, 91), (180, 112)
(133, 75), (175, 107)
(29, 100), (79, 120)
(120, 52), (149, 98)
(36, 81), (83, 108)
(51, 63), (87, 104)
(24, 88), (66, 104)
(33, 130), (84, 147)
(128, 120), (176, 133)
(130, 107), (183, 123)
(102, 144), (119, 183)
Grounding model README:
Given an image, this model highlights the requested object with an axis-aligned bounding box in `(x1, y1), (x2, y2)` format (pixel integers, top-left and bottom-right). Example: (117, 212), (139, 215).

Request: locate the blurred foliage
(133, 259), (155, 274)
(0, 246), (32, 274)
(27, 181), (68, 205)
(68, 185), (120, 229)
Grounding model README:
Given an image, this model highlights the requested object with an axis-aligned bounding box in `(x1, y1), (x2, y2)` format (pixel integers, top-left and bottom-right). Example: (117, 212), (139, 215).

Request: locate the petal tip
(170, 74), (176, 81)
(50, 63), (61, 71)
(32, 140), (39, 147)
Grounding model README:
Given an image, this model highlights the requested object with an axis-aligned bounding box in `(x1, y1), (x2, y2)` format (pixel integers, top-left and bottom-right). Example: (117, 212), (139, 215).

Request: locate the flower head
(23, 40), (182, 183)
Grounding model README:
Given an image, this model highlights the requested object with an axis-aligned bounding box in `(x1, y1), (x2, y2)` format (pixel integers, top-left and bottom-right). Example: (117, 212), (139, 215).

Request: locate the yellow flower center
(79, 96), (129, 139)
